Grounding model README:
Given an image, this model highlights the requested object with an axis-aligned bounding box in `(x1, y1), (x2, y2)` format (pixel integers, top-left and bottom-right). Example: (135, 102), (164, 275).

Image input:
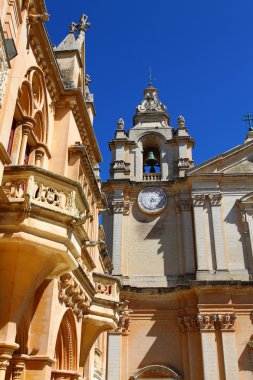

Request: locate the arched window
(51, 311), (78, 380)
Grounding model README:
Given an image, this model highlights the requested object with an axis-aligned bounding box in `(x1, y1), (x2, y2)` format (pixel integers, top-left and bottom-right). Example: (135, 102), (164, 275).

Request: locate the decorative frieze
(58, 273), (90, 320)
(178, 313), (237, 332)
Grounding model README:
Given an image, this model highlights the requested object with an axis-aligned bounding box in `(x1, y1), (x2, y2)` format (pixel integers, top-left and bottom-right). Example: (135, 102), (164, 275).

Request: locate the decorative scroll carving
(58, 274), (90, 320)
(137, 87), (167, 113)
(210, 193), (222, 206)
(178, 313), (237, 332)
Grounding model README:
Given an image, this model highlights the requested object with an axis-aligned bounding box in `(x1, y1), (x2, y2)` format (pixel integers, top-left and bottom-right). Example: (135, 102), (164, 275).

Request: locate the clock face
(138, 188), (167, 214)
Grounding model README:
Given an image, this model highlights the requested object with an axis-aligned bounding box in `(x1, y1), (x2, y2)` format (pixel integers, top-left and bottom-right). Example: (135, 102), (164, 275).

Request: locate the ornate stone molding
(178, 313), (237, 332)
(111, 200), (130, 215)
(110, 160), (130, 176)
(58, 273), (91, 320)
(137, 87), (167, 114)
(198, 313), (236, 330)
(192, 194), (206, 207)
(177, 158), (193, 169)
(209, 193), (222, 206)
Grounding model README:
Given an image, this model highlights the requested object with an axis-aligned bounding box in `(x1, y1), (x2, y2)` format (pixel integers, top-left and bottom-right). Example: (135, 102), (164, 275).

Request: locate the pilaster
(192, 194), (209, 273)
(209, 193), (227, 271)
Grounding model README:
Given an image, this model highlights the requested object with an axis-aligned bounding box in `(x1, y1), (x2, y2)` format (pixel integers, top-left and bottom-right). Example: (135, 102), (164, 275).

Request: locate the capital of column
(210, 193), (222, 206)
(35, 148), (45, 166)
(198, 313), (237, 331)
(22, 116), (36, 134)
(192, 194), (206, 207)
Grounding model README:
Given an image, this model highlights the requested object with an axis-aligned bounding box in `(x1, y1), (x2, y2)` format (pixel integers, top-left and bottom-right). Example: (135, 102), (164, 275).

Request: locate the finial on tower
(117, 118), (125, 130)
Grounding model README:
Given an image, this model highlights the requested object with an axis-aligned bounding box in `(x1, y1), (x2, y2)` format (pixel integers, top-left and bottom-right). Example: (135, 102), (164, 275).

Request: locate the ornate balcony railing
(143, 173), (161, 181)
(93, 272), (120, 302)
(1, 165), (89, 218)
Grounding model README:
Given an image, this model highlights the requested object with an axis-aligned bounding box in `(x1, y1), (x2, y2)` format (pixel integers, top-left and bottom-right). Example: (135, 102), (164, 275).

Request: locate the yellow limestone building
(103, 84), (253, 379)
(0, 1), (122, 379)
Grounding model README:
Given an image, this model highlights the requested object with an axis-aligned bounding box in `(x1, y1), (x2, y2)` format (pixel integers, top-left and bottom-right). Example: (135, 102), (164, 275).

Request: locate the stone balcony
(0, 165), (92, 344)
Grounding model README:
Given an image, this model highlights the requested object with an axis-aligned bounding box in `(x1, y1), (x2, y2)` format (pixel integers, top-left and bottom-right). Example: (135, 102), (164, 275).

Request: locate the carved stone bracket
(115, 301), (133, 334)
(177, 158), (193, 170)
(58, 274), (90, 320)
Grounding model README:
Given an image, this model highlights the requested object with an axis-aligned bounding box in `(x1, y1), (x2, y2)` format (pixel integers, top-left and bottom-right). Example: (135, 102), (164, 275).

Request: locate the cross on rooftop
(243, 113), (253, 131)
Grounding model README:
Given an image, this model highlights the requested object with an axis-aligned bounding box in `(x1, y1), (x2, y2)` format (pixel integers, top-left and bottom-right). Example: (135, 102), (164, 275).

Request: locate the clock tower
(103, 84), (194, 282)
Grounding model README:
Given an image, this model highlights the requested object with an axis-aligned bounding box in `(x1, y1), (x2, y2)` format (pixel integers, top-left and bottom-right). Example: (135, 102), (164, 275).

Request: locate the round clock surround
(138, 187), (167, 214)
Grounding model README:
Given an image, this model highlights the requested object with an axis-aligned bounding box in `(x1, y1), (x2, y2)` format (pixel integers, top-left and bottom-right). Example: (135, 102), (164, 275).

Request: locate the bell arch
(131, 364), (182, 379)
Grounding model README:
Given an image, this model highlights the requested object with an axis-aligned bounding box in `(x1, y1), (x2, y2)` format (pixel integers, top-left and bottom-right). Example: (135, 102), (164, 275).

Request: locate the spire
(55, 14), (91, 52)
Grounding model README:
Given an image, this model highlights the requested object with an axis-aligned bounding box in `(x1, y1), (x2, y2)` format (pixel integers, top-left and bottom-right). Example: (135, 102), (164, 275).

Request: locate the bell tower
(103, 84), (195, 279)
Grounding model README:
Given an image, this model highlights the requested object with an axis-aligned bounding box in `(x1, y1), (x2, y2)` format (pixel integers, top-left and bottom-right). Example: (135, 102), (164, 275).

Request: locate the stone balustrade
(143, 172), (161, 181)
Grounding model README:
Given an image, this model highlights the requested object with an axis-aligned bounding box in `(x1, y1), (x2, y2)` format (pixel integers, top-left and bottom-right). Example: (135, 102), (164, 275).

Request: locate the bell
(145, 151), (158, 167)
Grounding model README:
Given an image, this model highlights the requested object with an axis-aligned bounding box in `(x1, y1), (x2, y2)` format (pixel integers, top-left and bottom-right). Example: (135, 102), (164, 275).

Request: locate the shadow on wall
(224, 204), (250, 272)
(238, 338), (253, 373)
(131, 201), (180, 276)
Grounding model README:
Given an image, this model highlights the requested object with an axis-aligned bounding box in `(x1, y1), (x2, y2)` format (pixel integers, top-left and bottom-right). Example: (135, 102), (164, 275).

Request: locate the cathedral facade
(103, 84), (253, 380)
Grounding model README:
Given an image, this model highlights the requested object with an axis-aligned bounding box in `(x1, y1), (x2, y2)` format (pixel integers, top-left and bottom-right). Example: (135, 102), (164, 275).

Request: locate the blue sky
(46, 0), (253, 179)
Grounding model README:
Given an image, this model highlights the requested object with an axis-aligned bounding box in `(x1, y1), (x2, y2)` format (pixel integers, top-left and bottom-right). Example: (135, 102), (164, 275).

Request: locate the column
(0, 360), (8, 380)
(111, 189), (124, 275)
(210, 194), (227, 271)
(181, 200), (195, 274)
(198, 315), (219, 380)
(11, 360), (25, 380)
(106, 333), (122, 380)
(0, 343), (19, 380)
(135, 145), (143, 181)
(192, 195), (209, 272)
(220, 314), (239, 380)
(18, 117), (35, 165)
(35, 148), (44, 167)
